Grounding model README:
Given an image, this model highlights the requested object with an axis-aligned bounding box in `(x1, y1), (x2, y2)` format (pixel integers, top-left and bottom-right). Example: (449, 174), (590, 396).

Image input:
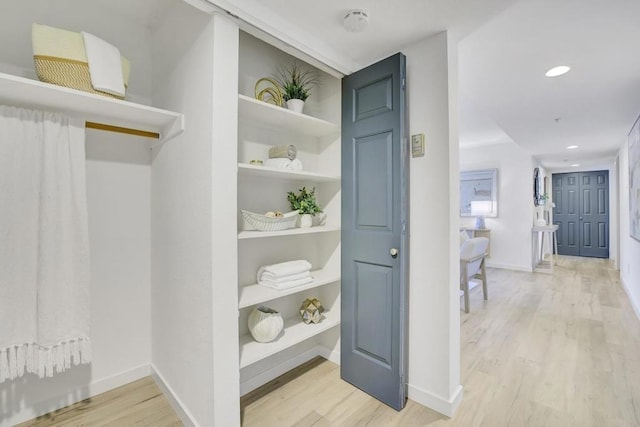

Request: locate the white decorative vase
(248, 306), (283, 343)
(286, 99), (305, 114)
(299, 213), (313, 228)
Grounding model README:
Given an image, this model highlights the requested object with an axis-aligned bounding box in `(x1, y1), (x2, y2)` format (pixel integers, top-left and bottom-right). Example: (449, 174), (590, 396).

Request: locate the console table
(531, 225), (559, 273)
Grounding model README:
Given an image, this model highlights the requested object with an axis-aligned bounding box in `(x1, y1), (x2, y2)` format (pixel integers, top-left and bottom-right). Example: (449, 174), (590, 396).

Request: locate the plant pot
(248, 306), (283, 343)
(298, 213), (313, 228)
(286, 99), (305, 114)
(312, 212), (327, 226)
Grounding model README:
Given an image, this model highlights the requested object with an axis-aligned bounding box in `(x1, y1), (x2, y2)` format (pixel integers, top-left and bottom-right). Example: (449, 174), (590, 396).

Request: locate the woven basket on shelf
(32, 23), (130, 99)
(241, 210), (298, 232)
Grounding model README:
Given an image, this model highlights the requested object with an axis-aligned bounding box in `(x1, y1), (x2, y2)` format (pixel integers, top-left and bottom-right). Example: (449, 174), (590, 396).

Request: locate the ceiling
(214, 0), (640, 170)
(459, 0), (640, 170)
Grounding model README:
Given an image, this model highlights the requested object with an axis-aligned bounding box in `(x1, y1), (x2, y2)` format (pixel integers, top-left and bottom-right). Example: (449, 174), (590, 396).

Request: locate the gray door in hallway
(553, 170), (609, 258)
(341, 53), (409, 411)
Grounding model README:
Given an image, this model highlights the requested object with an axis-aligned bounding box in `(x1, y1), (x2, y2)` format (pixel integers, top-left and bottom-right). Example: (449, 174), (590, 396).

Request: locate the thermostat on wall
(411, 133), (425, 157)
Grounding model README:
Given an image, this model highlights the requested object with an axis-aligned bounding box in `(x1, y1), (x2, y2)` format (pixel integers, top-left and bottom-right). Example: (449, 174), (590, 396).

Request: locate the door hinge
(402, 77), (406, 90)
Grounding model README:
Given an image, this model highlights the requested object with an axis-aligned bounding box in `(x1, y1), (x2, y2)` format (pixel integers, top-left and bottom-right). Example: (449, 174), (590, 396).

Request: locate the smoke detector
(343, 9), (369, 32)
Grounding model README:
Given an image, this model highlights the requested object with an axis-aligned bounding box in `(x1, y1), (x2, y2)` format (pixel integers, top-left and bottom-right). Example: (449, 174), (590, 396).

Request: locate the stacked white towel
(257, 260), (313, 290)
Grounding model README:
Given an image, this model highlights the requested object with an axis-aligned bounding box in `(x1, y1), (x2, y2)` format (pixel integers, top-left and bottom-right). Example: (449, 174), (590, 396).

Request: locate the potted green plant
(539, 193), (549, 205)
(275, 63), (318, 114)
(287, 186), (322, 228)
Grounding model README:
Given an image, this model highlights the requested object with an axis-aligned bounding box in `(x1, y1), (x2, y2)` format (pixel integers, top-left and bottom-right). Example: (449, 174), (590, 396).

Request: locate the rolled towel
(291, 158), (303, 171)
(264, 158), (292, 170)
(259, 276), (314, 290)
(269, 144), (297, 160)
(257, 260), (312, 283)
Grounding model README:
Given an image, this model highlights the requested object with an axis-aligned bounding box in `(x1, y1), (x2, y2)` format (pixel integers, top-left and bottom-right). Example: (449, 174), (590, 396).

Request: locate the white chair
(460, 237), (489, 313)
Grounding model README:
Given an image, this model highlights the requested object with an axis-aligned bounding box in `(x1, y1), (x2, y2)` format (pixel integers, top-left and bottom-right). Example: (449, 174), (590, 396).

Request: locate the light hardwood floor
(22, 256), (640, 426)
(17, 377), (182, 426)
(241, 256), (640, 426)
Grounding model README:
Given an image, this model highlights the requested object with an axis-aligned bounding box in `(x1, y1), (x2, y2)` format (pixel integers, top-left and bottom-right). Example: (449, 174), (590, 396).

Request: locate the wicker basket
(32, 23), (130, 99)
(241, 210), (298, 232)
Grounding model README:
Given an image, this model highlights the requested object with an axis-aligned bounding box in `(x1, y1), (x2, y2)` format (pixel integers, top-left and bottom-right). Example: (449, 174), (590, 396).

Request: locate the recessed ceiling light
(571, 164), (580, 167)
(545, 65), (571, 77)
(566, 145), (579, 150)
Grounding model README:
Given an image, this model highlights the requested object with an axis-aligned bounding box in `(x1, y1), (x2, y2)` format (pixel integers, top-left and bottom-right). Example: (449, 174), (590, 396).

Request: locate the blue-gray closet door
(341, 53), (408, 411)
(553, 171), (609, 258)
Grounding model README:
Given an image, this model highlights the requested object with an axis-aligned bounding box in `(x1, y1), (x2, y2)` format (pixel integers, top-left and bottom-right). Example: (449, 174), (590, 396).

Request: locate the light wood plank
(18, 377), (182, 427)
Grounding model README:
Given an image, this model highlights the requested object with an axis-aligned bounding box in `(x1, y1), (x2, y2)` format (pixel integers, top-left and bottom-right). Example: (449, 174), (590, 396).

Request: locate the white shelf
(238, 225), (340, 240)
(238, 94), (338, 138)
(239, 269), (340, 309)
(0, 72), (184, 141)
(239, 310), (340, 368)
(238, 163), (340, 182)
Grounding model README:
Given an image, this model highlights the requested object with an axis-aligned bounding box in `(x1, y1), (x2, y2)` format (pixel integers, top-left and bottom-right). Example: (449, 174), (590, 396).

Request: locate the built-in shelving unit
(238, 94), (338, 137)
(0, 72), (184, 141)
(238, 225), (341, 240)
(236, 32), (341, 393)
(239, 268), (340, 309)
(238, 163), (340, 182)
(239, 310), (340, 368)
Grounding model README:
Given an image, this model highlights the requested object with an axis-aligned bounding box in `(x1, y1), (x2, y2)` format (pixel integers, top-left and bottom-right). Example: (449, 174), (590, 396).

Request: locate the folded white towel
(256, 260), (312, 283)
(81, 32), (125, 97)
(260, 271), (311, 282)
(259, 276), (314, 290)
(291, 158), (303, 171)
(264, 158), (292, 170)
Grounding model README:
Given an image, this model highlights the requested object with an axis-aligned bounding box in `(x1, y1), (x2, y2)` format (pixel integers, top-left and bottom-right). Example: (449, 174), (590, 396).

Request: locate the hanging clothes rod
(85, 121), (160, 139)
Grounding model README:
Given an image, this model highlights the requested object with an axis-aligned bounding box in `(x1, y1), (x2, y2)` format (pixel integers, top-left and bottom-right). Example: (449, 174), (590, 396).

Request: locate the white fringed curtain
(0, 105), (90, 382)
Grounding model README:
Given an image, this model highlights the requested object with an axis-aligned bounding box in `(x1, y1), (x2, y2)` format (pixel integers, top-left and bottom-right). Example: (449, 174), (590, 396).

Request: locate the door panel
(354, 261), (393, 365)
(341, 53), (408, 411)
(552, 171), (609, 258)
(355, 132), (393, 229)
(579, 170), (609, 257)
(554, 173), (580, 256)
(355, 76), (393, 121)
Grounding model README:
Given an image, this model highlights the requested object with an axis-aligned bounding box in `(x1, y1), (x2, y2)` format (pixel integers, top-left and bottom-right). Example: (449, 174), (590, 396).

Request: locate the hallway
(241, 257), (640, 426)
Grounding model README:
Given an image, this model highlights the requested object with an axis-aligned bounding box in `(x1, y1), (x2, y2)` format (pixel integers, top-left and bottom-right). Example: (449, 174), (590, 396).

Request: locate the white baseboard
(239, 345), (338, 396)
(620, 276), (640, 322)
(317, 345), (340, 365)
(1, 364), (151, 427)
(486, 262), (532, 272)
(408, 383), (463, 417)
(150, 363), (199, 427)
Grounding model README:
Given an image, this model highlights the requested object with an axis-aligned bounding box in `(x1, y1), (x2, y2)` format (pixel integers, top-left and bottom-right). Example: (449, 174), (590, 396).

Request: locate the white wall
(0, 132), (152, 427)
(403, 31), (462, 417)
(618, 143), (640, 318)
(209, 13), (241, 427)
(460, 141), (534, 271)
(150, 4), (239, 426)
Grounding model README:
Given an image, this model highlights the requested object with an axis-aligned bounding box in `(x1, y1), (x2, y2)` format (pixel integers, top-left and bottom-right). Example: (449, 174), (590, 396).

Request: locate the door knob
(390, 248), (399, 258)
